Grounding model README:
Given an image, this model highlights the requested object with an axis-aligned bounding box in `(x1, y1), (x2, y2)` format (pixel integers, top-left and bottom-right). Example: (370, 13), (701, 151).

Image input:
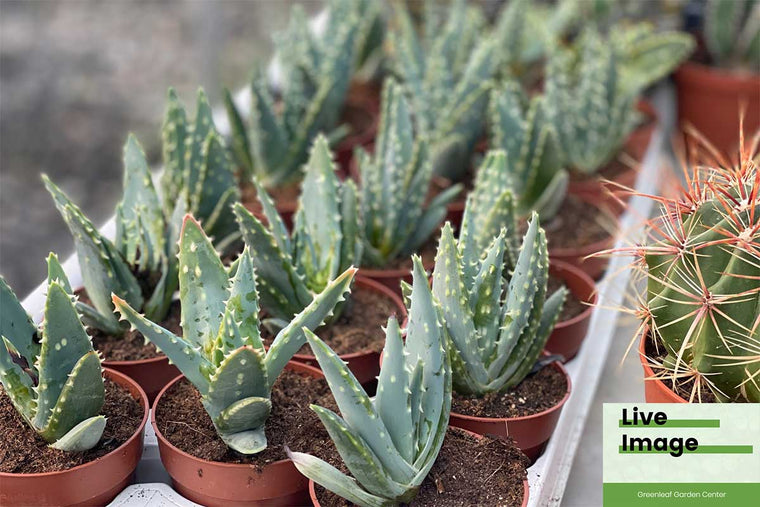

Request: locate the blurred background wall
(0, 0), (321, 295)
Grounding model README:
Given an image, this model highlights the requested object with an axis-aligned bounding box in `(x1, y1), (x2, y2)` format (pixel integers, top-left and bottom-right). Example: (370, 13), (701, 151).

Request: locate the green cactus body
(641, 161), (760, 402)
(704, 0), (760, 70)
(0, 255), (105, 451)
(113, 215), (356, 454)
(358, 79), (461, 268)
(287, 257), (451, 507)
(233, 135), (361, 324)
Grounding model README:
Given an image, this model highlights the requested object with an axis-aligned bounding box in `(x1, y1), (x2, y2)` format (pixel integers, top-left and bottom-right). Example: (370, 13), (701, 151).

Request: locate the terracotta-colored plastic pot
(358, 257), (435, 297)
(449, 360), (571, 463)
(104, 356), (179, 404)
(0, 368), (149, 507)
(290, 276), (406, 384)
(152, 361), (326, 506)
(674, 62), (760, 155)
(545, 260), (597, 362)
(638, 333), (687, 404)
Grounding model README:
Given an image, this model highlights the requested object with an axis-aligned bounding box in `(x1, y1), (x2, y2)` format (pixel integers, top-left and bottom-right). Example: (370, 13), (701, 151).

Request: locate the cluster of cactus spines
(544, 28), (641, 175)
(433, 217), (567, 396)
(161, 88), (240, 250)
(630, 141), (760, 402)
(287, 257), (451, 507)
(233, 135), (361, 325)
(489, 82), (568, 220)
(0, 255), (105, 451)
(391, 0), (498, 181)
(357, 79), (461, 268)
(42, 136), (182, 336)
(704, 0), (760, 70)
(112, 215), (356, 453)
(224, 0), (374, 187)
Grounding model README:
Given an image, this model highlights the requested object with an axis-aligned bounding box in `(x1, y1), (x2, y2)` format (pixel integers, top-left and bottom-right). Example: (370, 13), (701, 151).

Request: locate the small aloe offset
(391, 0), (499, 181)
(112, 215), (356, 454)
(433, 216), (567, 396)
(287, 257), (451, 507)
(43, 135), (182, 336)
(0, 254), (105, 451)
(489, 81), (568, 220)
(704, 0), (759, 70)
(233, 135), (361, 324)
(358, 79), (461, 268)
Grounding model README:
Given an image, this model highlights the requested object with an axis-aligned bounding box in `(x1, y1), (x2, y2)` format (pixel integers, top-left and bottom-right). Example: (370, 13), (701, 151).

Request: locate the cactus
(224, 0), (378, 187)
(233, 135), (361, 325)
(0, 255), (105, 451)
(488, 82), (568, 220)
(432, 215), (567, 395)
(631, 144), (760, 402)
(161, 88), (240, 250)
(390, 0), (499, 181)
(112, 215), (356, 454)
(43, 135), (183, 336)
(704, 0), (760, 70)
(287, 257), (451, 506)
(357, 79), (461, 268)
(544, 28), (642, 176)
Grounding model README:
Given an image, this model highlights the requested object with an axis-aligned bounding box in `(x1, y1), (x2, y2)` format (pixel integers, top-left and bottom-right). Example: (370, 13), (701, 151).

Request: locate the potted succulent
(289, 258), (531, 506)
(353, 79), (461, 294)
(0, 255), (148, 506)
(674, 0), (760, 154)
(433, 215), (571, 461)
(112, 214), (356, 505)
(233, 135), (405, 384)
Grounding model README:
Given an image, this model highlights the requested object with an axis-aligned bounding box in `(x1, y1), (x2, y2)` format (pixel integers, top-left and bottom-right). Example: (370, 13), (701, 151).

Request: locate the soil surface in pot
(314, 428), (529, 506)
(548, 274), (588, 321)
(261, 286), (399, 356)
(0, 379), (143, 473)
(570, 157), (632, 184)
(154, 370), (337, 468)
(240, 180), (300, 215)
(644, 334), (718, 403)
(542, 196), (613, 250)
(452, 364), (567, 418)
(363, 237), (438, 271)
(339, 103), (374, 143)
(77, 288), (182, 361)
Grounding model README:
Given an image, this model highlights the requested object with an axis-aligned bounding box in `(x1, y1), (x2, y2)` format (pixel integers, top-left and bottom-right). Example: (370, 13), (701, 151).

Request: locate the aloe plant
(287, 256), (451, 506)
(233, 135), (361, 326)
(1, 254), (105, 451)
(224, 0), (377, 187)
(390, 0), (498, 181)
(161, 88), (240, 249)
(432, 215), (567, 395)
(113, 215), (356, 454)
(489, 82), (568, 220)
(704, 0), (760, 70)
(357, 79), (461, 268)
(43, 135), (183, 336)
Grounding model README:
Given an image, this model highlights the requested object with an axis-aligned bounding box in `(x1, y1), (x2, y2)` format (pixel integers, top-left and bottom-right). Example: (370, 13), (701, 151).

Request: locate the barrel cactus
(1, 254), (105, 451)
(43, 135), (183, 336)
(233, 135), (361, 327)
(113, 215), (356, 453)
(704, 0), (759, 70)
(287, 256), (451, 506)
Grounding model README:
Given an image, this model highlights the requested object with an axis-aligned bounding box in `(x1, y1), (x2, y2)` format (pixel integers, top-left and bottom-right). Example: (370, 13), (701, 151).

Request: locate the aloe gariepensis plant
(357, 79), (461, 268)
(391, 0), (499, 181)
(233, 135), (361, 325)
(288, 257), (451, 506)
(224, 0), (378, 187)
(113, 215), (356, 454)
(631, 146), (760, 402)
(43, 135), (183, 337)
(703, 0), (760, 70)
(1, 254), (105, 451)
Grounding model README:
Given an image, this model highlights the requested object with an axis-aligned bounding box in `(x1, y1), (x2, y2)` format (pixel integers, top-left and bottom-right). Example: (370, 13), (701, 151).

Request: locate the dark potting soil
(365, 237), (439, 272)
(240, 180), (301, 216)
(77, 288), (182, 361)
(543, 195), (613, 250)
(548, 274), (588, 322)
(451, 364), (567, 418)
(339, 102), (374, 144)
(154, 369), (338, 467)
(0, 379), (143, 474)
(644, 334), (718, 403)
(314, 428), (529, 507)
(261, 285), (400, 356)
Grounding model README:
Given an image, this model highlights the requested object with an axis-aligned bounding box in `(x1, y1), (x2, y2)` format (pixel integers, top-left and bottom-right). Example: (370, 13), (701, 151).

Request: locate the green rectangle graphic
(618, 445), (753, 454)
(603, 483), (760, 506)
(618, 419), (720, 428)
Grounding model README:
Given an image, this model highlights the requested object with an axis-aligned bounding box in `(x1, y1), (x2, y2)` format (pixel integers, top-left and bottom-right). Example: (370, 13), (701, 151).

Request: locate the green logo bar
(603, 483), (760, 506)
